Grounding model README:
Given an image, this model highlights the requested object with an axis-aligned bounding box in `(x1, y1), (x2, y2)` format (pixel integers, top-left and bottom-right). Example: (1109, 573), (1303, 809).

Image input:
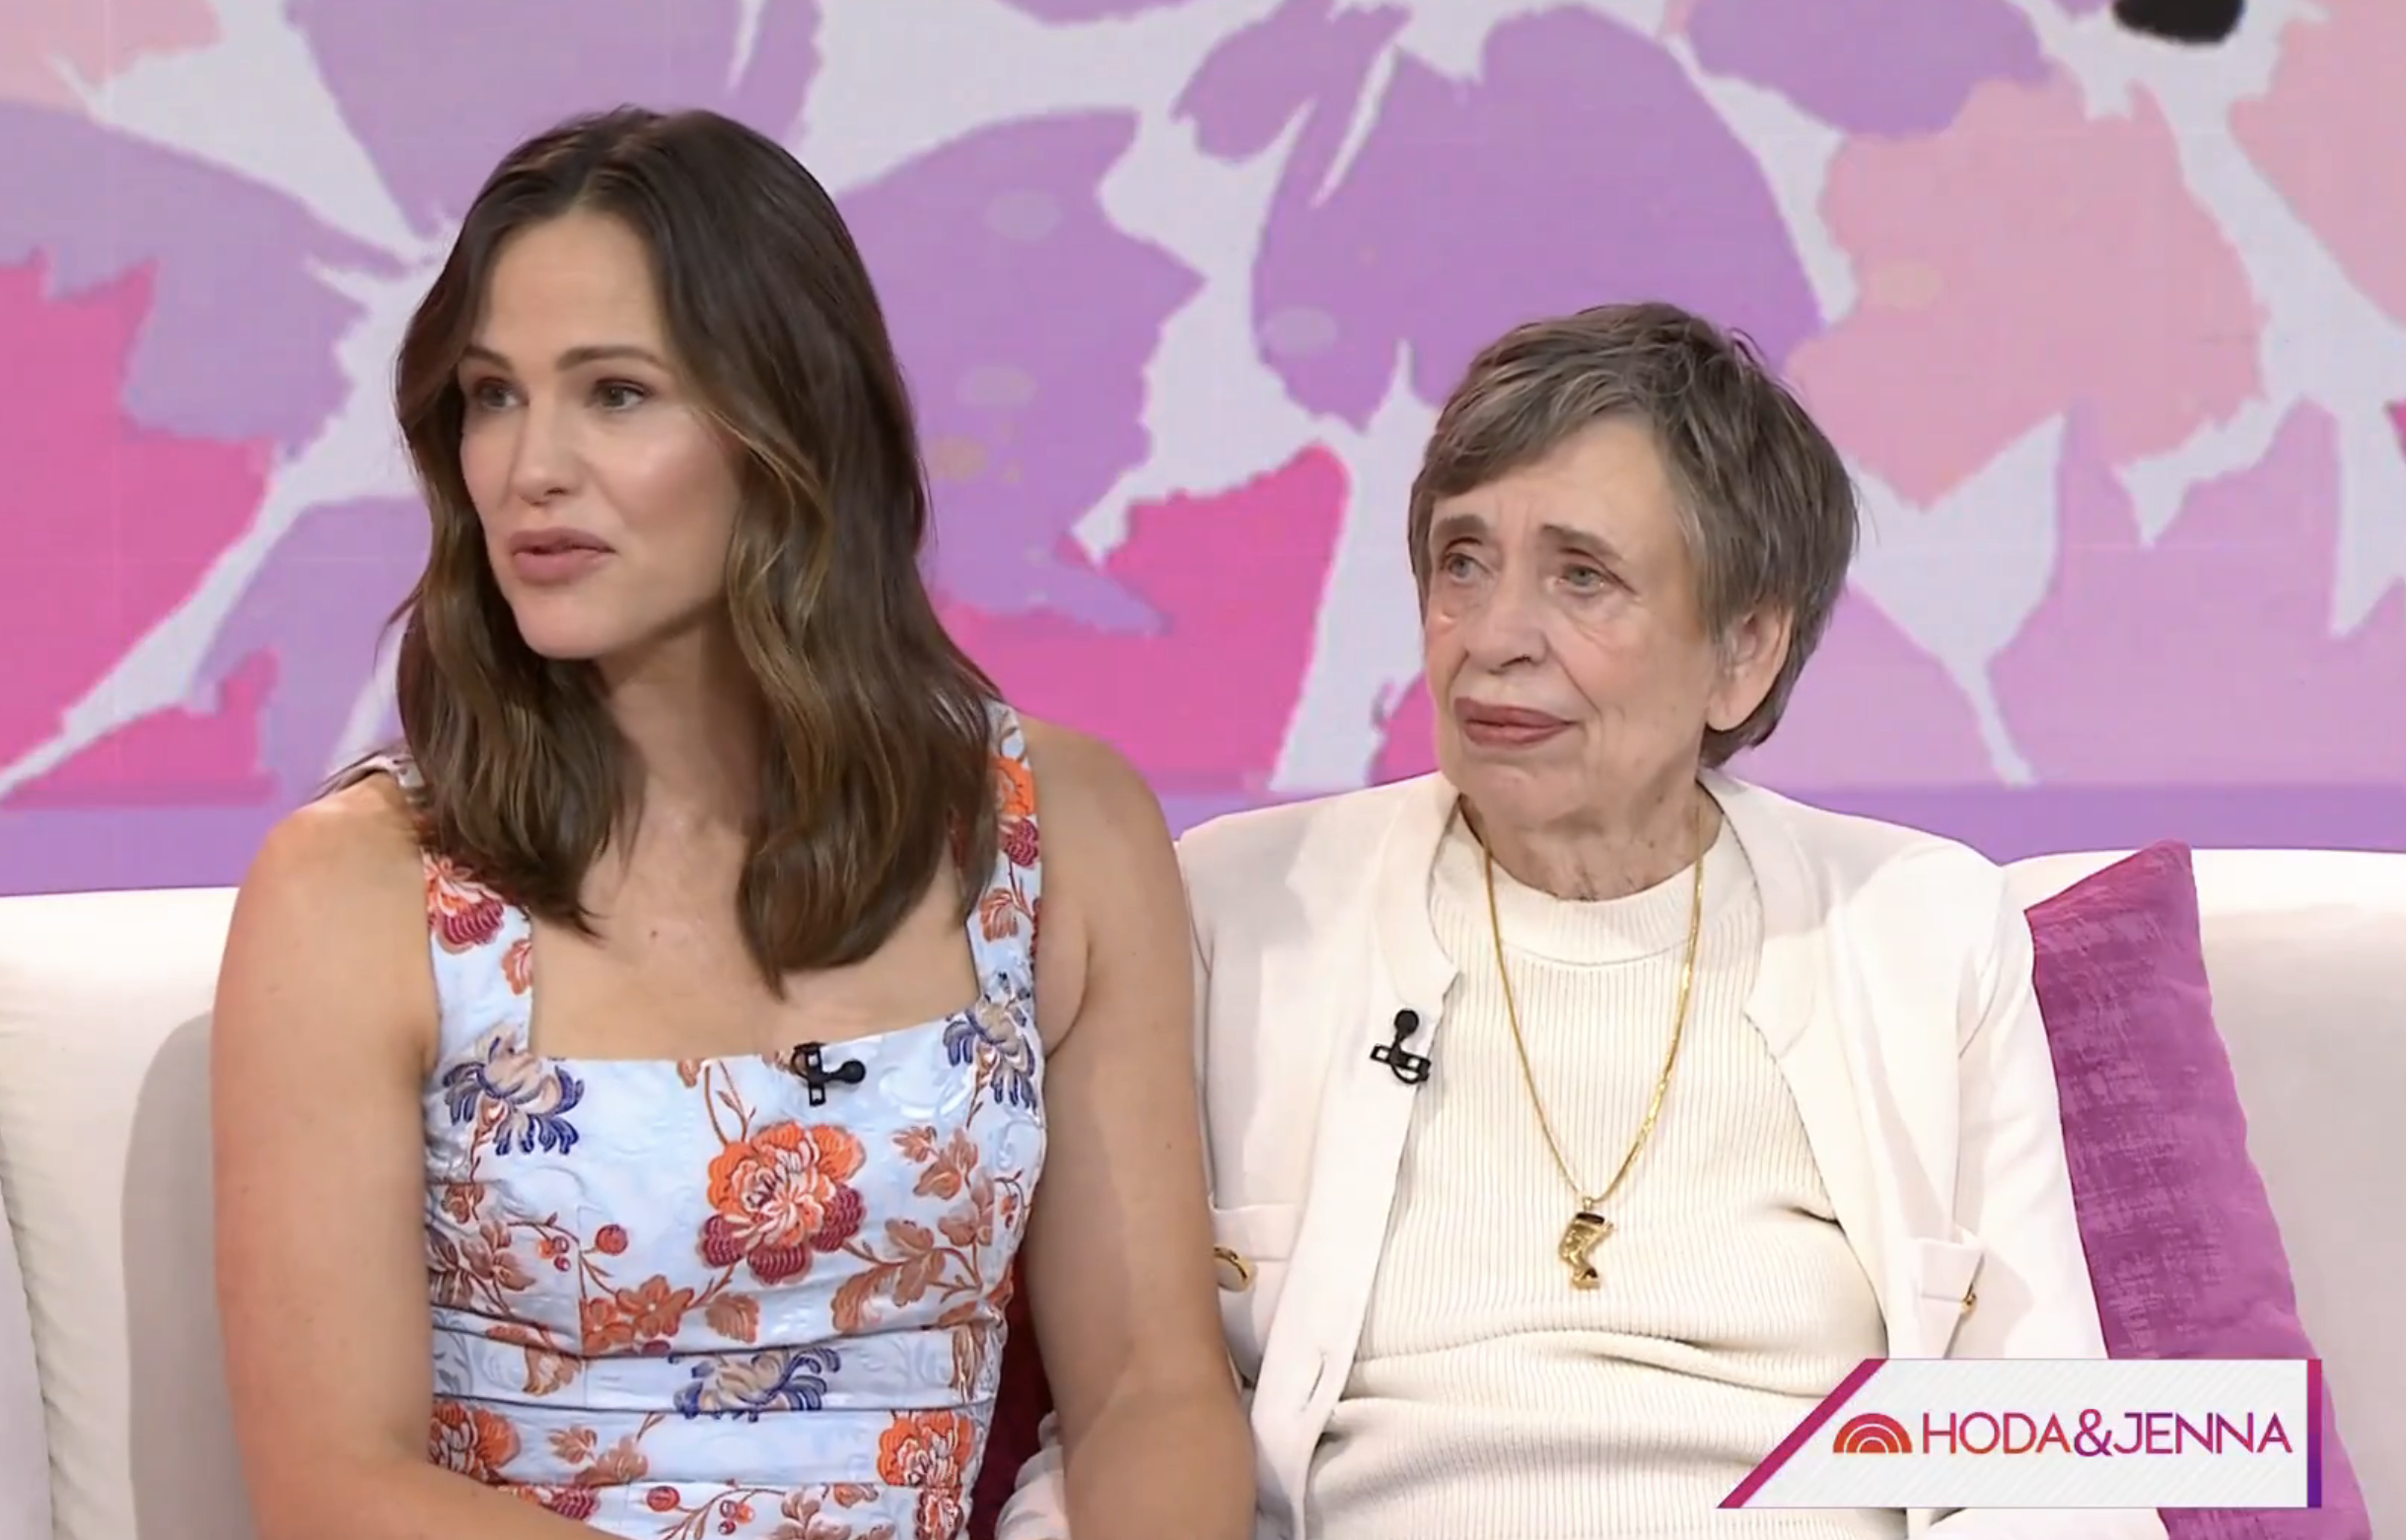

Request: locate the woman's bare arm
(1016, 722), (1254, 1540)
(211, 782), (590, 1540)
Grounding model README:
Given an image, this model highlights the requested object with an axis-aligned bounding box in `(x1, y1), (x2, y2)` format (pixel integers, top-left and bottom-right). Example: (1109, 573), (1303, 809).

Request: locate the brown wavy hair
(388, 106), (1000, 984)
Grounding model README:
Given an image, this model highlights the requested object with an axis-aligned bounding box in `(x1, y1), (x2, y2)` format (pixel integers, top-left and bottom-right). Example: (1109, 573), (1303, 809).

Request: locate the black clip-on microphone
(1370, 1008), (1433, 1085)
(784, 1040), (867, 1106)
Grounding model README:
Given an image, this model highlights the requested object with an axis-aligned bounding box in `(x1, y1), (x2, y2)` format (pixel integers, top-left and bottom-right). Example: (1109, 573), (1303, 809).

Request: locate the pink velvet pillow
(2026, 843), (2367, 1537)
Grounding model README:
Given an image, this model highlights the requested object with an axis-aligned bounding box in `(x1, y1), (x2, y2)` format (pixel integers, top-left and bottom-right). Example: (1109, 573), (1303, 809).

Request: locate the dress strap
(965, 703), (1042, 992)
(325, 747), (423, 798)
(324, 749), (529, 1060)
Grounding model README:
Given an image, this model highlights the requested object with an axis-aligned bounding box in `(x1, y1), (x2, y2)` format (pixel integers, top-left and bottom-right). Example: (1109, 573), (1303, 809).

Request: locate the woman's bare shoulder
(1015, 715), (1168, 851)
(248, 774), (426, 906)
(222, 772), (434, 1033)
(1013, 717), (1183, 1030)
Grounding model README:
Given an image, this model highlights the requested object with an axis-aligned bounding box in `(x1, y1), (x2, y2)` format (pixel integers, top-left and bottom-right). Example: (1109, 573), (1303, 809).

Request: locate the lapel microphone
(784, 1040), (867, 1106)
(1371, 1008), (1434, 1085)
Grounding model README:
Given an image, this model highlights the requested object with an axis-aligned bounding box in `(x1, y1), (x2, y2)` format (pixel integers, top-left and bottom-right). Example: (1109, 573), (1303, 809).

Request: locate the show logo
(1728, 1359), (2325, 1510)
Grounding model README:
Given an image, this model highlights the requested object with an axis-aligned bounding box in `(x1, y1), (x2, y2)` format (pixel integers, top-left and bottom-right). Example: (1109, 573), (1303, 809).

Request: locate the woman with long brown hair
(207, 106), (1249, 1540)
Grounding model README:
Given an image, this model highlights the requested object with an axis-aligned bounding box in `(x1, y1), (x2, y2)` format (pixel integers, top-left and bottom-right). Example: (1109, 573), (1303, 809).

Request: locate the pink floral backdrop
(3, 0), (2401, 895)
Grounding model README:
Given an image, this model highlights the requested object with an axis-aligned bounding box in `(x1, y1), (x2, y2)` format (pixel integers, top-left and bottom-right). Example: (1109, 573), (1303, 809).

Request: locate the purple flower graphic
(1178, 0), (1824, 425)
(287, 0), (821, 237)
(1683, 0), (2050, 137)
(997, 0), (1199, 17)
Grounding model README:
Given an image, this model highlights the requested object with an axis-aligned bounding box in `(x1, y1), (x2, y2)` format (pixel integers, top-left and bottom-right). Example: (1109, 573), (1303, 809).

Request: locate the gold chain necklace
(1481, 802), (1706, 1291)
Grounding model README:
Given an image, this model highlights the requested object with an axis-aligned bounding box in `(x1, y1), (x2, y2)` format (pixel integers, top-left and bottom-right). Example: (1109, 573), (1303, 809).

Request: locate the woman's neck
(1465, 777), (1721, 902)
(596, 621), (759, 838)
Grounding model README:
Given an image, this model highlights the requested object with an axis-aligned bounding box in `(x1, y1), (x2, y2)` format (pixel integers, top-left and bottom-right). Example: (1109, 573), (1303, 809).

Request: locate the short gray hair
(1407, 302), (1858, 768)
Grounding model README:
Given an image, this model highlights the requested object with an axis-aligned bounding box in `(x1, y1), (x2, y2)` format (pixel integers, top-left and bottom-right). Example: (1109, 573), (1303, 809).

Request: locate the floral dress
(369, 706), (1046, 1540)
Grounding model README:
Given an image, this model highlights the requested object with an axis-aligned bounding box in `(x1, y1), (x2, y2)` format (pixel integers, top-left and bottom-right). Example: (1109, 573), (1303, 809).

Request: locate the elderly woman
(999, 303), (2164, 1540)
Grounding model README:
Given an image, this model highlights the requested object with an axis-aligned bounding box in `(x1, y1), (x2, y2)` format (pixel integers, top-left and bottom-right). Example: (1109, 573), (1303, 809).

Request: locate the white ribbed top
(1307, 811), (1898, 1540)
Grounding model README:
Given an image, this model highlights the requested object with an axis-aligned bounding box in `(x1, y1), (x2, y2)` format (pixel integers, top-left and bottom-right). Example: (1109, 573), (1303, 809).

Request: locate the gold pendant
(1558, 1208), (1612, 1290)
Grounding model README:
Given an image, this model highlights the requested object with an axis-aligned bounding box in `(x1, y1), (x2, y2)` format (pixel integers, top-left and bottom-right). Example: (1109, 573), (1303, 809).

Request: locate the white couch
(1, 852), (2399, 1539)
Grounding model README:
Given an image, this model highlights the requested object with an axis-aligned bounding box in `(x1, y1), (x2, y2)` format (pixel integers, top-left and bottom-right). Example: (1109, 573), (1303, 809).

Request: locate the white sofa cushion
(0, 887), (253, 1540)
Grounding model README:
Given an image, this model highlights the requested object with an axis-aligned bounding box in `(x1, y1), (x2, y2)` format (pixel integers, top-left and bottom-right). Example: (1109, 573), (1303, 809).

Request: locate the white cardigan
(1000, 771), (2166, 1540)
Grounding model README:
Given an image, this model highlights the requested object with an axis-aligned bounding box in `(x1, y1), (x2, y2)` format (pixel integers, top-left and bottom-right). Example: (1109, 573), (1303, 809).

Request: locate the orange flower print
(877, 1410), (976, 1540)
(773, 1486), (895, 1540)
(426, 1215), (535, 1311)
(994, 752), (1035, 821)
(434, 1179), (482, 1226)
(700, 1123), (869, 1285)
(428, 1399), (521, 1481)
(995, 753), (1039, 871)
(502, 935), (533, 994)
(579, 1274), (695, 1355)
(1000, 817), (1038, 872)
(513, 1485), (599, 1521)
(426, 857), (506, 952)
(583, 1433), (650, 1485)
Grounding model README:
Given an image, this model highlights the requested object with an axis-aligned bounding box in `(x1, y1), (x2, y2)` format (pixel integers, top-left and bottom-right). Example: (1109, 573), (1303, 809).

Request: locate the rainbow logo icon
(1831, 1412), (1915, 1455)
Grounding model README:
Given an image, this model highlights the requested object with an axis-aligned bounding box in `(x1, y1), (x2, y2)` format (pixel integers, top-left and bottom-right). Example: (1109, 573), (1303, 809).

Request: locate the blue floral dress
(371, 706), (1046, 1540)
